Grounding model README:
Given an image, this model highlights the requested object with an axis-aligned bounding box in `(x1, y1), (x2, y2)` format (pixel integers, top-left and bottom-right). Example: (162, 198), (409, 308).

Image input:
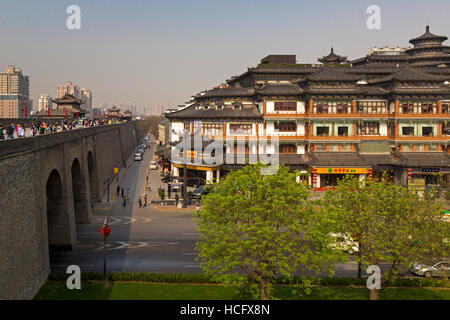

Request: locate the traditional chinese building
(164, 26), (450, 189)
(35, 93), (87, 120)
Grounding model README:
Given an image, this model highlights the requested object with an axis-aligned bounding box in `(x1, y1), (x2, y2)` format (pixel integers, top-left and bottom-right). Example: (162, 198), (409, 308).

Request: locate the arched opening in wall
(87, 151), (99, 202)
(71, 158), (89, 224)
(46, 169), (71, 251)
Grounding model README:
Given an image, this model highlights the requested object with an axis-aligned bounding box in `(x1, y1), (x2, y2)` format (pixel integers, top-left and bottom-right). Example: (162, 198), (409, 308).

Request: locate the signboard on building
(408, 178), (426, 191)
(420, 168), (440, 173)
(315, 167), (370, 174)
(186, 151), (198, 158)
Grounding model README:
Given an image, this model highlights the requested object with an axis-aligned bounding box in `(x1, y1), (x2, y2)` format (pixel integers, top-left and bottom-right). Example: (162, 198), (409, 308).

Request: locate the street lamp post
(183, 148), (187, 208)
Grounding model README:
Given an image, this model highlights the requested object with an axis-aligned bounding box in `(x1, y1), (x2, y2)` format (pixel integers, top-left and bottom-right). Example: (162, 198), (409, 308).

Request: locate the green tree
(323, 175), (449, 300)
(195, 163), (346, 300)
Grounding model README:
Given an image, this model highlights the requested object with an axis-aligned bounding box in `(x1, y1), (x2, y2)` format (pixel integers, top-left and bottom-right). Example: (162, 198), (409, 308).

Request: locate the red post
(24, 106), (27, 117)
(48, 107), (50, 117)
(65, 109), (68, 118)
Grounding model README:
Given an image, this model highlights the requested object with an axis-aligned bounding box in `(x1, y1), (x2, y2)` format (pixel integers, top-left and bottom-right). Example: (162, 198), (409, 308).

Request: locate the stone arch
(46, 169), (71, 251)
(71, 158), (89, 224)
(87, 151), (99, 202)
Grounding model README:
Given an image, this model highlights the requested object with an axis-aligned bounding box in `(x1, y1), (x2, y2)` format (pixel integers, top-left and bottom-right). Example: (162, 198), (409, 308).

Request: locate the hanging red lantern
(407, 168), (413, 179)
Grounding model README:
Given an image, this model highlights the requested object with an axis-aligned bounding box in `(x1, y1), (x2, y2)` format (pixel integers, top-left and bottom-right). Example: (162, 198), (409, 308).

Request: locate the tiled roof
(409, 26), (448, 44)
(302, 67), (362, 81)
(165, 103), (262, 120)
(368, 66), (447, 84)
(256, 84), (303, 95)
(52, 94), (84, 105)
(399, 152), (450, 167)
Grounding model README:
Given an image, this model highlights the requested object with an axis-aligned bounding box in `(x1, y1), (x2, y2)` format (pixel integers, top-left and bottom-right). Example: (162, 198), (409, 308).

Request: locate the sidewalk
(99, 146), (137, 204)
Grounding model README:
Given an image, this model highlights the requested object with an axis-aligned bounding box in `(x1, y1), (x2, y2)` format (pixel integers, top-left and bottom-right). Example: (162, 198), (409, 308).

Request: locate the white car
(150, 161), (158, 169)
(410, 261), (450, 278)
(134, 153), (142, 161)
(329, 233), (359, 254)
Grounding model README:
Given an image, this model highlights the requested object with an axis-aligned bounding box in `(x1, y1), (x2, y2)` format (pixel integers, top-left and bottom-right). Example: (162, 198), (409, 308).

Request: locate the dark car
(186, 177), (205, 188)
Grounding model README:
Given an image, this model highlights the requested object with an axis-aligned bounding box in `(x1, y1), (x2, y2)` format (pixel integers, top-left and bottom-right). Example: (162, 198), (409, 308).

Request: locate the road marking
(122, 216), (137, 225)
(108, 216), (122, 225)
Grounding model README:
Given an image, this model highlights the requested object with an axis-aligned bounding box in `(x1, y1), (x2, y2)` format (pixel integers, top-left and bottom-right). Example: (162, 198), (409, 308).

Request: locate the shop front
(172, 163), (222, 183)
(310, 167), (370, 189)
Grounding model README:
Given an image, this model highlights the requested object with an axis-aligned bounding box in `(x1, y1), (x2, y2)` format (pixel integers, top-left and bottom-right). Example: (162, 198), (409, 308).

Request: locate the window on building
(337, 126), (349, 137)
(443, 103), (449, 114)
(316, 126), (329, 136)
(229, 123), (252, 135)
(358, 101), (386, 114)
(329, 144), (339, 151)
(401, 127), (414, 136)
(314, 144), (327, 151)
(401, 103), (414, 114)
(422, 127), (433, 137)
(280, 144), (297, 154)
(402, 144), (412, 151)
(315, 101), (328, 114)
(203, 123), (223, 136)
(420, 103), (433, 114)
(416, 144), (426, 151)
(274, 122), (297, 132)
(358, 122), (379, 135)
(341, 144), (352, 151)
(274, 102), (296, 111)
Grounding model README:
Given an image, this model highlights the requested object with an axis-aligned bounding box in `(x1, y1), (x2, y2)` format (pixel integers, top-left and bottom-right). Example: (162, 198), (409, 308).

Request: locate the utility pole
(183, 148), (187, 208)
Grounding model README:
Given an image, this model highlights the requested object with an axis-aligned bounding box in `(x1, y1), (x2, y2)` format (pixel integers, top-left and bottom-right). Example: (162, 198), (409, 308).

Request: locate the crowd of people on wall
(0, 118), (129, 140)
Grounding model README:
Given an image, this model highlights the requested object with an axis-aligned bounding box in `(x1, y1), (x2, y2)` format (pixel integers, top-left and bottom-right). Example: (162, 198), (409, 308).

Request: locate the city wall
(0, 121), (148, 299)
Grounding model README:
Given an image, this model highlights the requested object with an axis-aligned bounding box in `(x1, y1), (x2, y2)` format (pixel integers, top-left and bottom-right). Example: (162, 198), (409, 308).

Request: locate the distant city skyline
(1, 0), (449, 110)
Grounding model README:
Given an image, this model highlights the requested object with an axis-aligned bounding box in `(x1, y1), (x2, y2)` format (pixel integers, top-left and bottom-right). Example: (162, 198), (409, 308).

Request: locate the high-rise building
(38, 94), (53, 111)
(81, 88), (92, 114)
(57, 82), (93, 116)
(0, 66), (31, 118)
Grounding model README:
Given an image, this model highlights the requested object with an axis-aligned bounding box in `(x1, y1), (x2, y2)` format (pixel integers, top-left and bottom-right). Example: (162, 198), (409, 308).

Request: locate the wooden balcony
(264, 112), (305, 118)
(395, 136), (449, 141)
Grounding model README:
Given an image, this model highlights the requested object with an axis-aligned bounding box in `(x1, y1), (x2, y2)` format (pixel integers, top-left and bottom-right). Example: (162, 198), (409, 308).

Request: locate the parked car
(134, 153), (142, 161)
(186, 177), (205, 188)
(328, 233), (359, 254)
(410, 261), (450, 278)
(150, 161), (158, 170)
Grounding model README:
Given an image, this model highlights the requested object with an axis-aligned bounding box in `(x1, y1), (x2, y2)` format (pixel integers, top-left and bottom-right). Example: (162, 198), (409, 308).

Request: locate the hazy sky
(0, 0), (449, 111)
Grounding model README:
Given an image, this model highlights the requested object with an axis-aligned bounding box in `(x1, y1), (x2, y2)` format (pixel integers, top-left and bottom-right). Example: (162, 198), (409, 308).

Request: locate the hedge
(47, 272), (449, 288)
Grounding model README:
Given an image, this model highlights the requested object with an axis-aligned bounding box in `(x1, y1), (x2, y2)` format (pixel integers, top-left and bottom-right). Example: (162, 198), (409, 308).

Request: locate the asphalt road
(50, 142), (400, 278)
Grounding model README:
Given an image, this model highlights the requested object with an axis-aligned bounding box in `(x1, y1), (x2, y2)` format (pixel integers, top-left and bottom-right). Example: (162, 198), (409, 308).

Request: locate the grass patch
(34, 282), (450, 300)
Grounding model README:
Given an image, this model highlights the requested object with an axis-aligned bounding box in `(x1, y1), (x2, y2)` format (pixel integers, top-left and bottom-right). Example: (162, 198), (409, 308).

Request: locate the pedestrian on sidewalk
(175, 194), (179, 207)
(138, 196), (142, 208)
(144, 194), (148, 207)
(121, 188), (124, 199)
(117, 185), (120, 197)
(123, 197), (127, 207)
